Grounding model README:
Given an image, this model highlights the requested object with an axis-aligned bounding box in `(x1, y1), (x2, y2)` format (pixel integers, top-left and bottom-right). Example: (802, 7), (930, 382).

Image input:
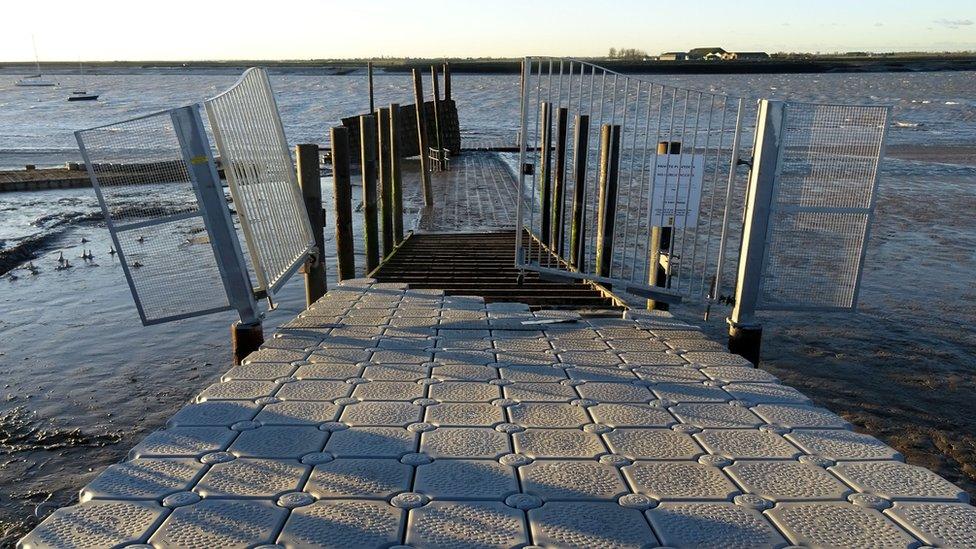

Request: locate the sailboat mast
(32, 35), (41, 75)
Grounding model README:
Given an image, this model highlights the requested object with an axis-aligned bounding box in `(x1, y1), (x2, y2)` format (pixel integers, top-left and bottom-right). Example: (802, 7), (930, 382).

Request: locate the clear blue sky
(2, 0), (974, 61)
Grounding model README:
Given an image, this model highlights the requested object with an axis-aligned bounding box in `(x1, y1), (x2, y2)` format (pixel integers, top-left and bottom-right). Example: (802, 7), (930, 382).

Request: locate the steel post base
(728, 322), (762, 366)
(231, 321), (264, 365)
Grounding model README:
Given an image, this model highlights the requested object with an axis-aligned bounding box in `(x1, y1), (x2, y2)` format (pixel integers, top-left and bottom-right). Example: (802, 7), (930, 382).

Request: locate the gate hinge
(522, 163), (535, 175)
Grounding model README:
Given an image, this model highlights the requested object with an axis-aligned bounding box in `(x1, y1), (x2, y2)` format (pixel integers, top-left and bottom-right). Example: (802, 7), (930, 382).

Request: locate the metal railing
(205, 68), (315, 299)
(515, 57), (746, 304)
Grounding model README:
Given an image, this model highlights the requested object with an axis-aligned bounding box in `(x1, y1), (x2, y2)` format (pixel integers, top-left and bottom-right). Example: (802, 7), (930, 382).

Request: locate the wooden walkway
(19, 151), (976, 548)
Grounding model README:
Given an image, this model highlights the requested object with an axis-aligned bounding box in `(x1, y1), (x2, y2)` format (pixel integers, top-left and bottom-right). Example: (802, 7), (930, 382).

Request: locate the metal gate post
(171, 105), (262, 363)
(728, 99), (784, 365)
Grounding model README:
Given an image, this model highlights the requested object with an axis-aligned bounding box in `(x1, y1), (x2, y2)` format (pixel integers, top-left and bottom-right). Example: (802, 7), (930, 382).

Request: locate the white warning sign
(651, 154), (704, 228)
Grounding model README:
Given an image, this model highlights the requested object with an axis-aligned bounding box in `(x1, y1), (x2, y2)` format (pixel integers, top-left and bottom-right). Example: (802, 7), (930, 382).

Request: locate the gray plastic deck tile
(767, 502), (917, 548)
(197, 380), (279, 401)
(244, 348), (310, 364)
(695, 429), (801, 460)
(725, 460), (851, 501)
(195, 458), (309, 498)
(786, 428), (903, 461)
(575, 381), (653, 403)
(168, 400), (260, 427)
(647, 502), (786, 548)
(19, 500), (167, 548)
(623, 461), (739, 501)
(405, 501), (527, 549)
(606, 338), (670, 352)
(529, 501), (656, 548)
(548, 338), (611, 351)
(618, 351), (688, 366)
(306, 458), (412, 499)
(129, 426), (236, 458)
(254, 400), (340, 425)
(520, 460), (628, 500)
(432, 364), (499, 381)
(500, 363), (568, 382)
(504, 381), (578, 402)
(228, 426), (328, 459)
(513, 428), (607, 458)
(425, 402), (506, 426)
(588, 403), (676, 428)
(223, 362), (298, 381)
(494, 338), (552, 352)
(429, 381), (501, 402)
(652, 382), (732, 403)
(362, 363), (430, 381)
(886, 502), (976, 547)
(566, 365), (637, 382)
(80, 458), (205, 501)
(340, 401), (424, 426)
(420, 427), (511, 459)
(701, 365), (779, 383)
(604, 428), (701, 460)
(148, 499), (287, 548)
(324, 426), (416, 458)
(275, 380), (352, 401)
(278, 500), (404, 548)
(831, 461), (969, 502)
(724, 382), (811, 405)
(414, 459), (519, 500)
(670, 402), (765, 429)
(508, 402), (591, 428)
(750, 403), (852, 429)
(633, 364), (707, 383)
(682, 351), (752, 366)
(293, 362), (364, 380)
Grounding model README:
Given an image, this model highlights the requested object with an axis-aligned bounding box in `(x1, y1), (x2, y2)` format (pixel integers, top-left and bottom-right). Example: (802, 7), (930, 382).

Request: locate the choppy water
(0, 70), (975, 543)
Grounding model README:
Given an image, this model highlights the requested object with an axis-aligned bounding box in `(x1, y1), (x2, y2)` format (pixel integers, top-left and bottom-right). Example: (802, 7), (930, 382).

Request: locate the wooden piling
(595, 124), (621, 278)
(389, 103), (404, 243)
(377, 107), (394, 257)
(551, 107), (569, 254)
(360, 114), (380, 272)
(538, 102), (553, 246)
(367, 61), (375, 113)
(296, 144), (326, 305)
(330, 126), (355, 280)
(569, 114), (590, 268)
(430, 65), (443, 155)
(412, 68), (433, 206)
(442, 62), (451, 101)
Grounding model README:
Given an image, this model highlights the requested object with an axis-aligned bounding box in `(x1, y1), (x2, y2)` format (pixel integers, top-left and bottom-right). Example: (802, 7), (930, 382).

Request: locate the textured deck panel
(19, 278), (976, 548)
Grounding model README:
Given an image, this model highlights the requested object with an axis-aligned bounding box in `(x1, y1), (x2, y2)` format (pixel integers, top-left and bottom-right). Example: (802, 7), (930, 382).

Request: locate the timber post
(647, 140), (681, 311)
(569, 114), (590, 268)
(412, 68), (433, 206)
(551, 107), (568, 254)
(297, 143), (326, 305)
(377, 107), (394, 257)
(360, 114), (380, 272)
(595, 124), (621, 278)
(538, 102), (553, 246)
(389, 103), (404, 243)
(330, 126), (355, 280)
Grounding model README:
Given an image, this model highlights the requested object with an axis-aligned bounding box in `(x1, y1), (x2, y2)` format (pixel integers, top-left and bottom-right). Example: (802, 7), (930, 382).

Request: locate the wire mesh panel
(757, 102), (889, 310)
(76, 111), (232, 325)
(515, 57), (746, 303)
(205, 68), (314, 297)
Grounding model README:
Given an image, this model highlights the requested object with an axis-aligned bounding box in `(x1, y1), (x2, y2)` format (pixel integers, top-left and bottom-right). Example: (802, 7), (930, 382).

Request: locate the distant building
(688, 47), (727, 60)
(722, 51), (771, 60)
(659, 52), (687, 61)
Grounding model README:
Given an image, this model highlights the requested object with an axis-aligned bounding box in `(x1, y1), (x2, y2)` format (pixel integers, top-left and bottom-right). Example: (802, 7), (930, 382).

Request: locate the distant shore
(2, 55), (976, 75)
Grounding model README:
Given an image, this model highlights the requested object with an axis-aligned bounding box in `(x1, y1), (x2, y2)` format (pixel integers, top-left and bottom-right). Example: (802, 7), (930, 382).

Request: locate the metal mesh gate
(205, 68), (315, 298)
(758, 102), (890, 310)
(76, 111), (233, 325)
(515, 57), (746, 304)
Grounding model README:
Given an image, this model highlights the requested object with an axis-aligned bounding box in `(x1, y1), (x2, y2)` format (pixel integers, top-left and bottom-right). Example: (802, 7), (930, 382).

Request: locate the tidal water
(0, 70), (975, 543)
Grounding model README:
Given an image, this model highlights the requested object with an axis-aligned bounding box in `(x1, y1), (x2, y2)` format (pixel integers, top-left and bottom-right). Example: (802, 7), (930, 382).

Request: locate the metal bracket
(521, 162), (535, 175)
(736, 157), (752, 168)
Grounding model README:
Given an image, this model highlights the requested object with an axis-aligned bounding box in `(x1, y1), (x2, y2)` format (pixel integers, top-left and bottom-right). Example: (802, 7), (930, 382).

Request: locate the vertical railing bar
(644, 85), (666, 278)
(630, 80), (654, 284)
(591, 67), (607, 272)
(528, 59), (542, 265)
(542, 59), (553, 268)
(697, 94), (727, 297)
(620, 79), (641, 282)
(684, 91), (708, 295)
(674, 91), (703, 293)
(713, 97), (745, 304)
(666, 89), (691, 288)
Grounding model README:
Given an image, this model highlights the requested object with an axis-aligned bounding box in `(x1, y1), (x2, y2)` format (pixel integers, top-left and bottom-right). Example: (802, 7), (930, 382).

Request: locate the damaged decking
(19, 278), (976, 548)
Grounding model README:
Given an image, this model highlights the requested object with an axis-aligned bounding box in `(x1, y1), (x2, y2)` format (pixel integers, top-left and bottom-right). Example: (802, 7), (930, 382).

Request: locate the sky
(2, 0), (975, 61)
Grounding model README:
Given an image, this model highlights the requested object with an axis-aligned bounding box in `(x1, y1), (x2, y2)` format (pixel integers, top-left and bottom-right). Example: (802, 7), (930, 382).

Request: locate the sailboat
(15, 36), (58, 87)
(67, 61), (98, 101)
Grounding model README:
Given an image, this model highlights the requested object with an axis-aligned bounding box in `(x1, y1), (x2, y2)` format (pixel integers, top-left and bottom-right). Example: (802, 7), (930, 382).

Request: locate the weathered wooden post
(360, 114), (380, 272)
(377, 107), (394, 257)
(647, 140), (681, 310)
(296, 144), (326, 305)
(389, 103), (404, 243)
(442, 62), (451, 101)
(367, 61), (375, 114)
(538, 102), (553, 246)
(412, 68), (433, 206)
(551, 107), (569, 254)
(330, 126), (355, 280)
(569, 114), (590, 268)
(430, 65), (443, 157)
(595, 124), (621, 278)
